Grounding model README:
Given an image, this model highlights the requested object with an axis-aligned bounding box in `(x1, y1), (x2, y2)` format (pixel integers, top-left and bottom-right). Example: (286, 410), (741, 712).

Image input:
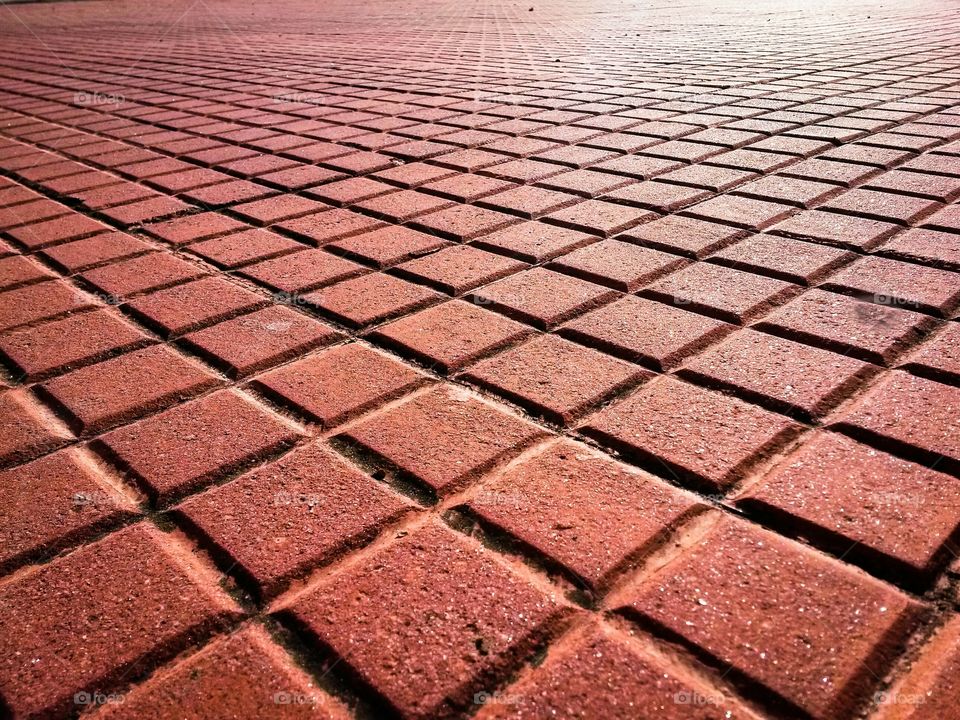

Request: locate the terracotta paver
(94, 389), (302, 505)
(36, 345), (222, 435)
(340, 385), (546, 497)
(875, 616), (960, 720)
(370, 300), (534, 373)
(583, 375), (802, 492)
(0, 448), (138, 573)
(281, 521), (573, 719)
(0, 309), (151, 380)
(175, 442), (412, 598)
(834, 371), (960, 473)
(90, 625), (349, 719)
(735, 431), (960, 584)
(462, 334), (649, 425)
(251, 342), (428, 428)
(678, 328), (879, 420)
(618, 515), (924, 720)
(0, 523), (241, 719)
(467, 440), (702, 592)
(474, 623), (752, 719)
(1, 1), (959, 717)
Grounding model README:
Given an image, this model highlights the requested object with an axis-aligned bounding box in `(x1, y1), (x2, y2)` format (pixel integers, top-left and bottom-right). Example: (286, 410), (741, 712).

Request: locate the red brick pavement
(0, 0), (959, 718)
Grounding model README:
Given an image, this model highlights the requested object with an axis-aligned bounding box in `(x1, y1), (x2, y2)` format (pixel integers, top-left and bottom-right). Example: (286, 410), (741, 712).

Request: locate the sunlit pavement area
(0, 0), (959, 718)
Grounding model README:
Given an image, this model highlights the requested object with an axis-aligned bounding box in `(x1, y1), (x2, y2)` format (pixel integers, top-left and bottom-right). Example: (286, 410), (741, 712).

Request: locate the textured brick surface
(679, 328), (878, 420)
(682, 195), (796, 230)
(545, 198), (654, 237)
(821, 189), (940, 225)
(96, 389), (301, 505)
(305, 272), (444, 328)
(620, 516), (923, 720)
(410, 203), (518, 240)
(277, 208), (383, 246)
(38, 345), (221, 435)
(621, 214), (748, 257)
(180, 305), (340, 378)
(821, 256), (960, 317)
(469, 441), (701, 591)
(240, 248), (366, 293)
(38, 231), (151, 272)
(755, 289), (937, 365)
(708, 234), (853, 285)
(284, 521), (571, 719)
(900, 323), (960, 383)
(143, 212), (247, 246)
(584, 376), (801, 491)
(548, 239), (686, 291)
(462, 334), (648, 425)
(371, 300), (533, 373)
(81, 253), (206, 299)
(0, 309), (150, 380)
(560, 295), (734, 370)
(252, 342), (427, 427)
(475, 625), (749, 719)
(0, 523), (241, 719)
(2, 2), (959, 717)
(7, 213), (113, 249)
(0, 280), (94, 331)
(0, 254), (54, 289)
(735, 431), (960, 583)
(473, 221), (596, 263)
(0, 390), (72, 465)
(835, 371), (960, 472)
(91, 625), (349, 719)
(393, 244), (527, 295)
(0, 448), (137, 573)
(470, 267), (616, 329)
(122, 275), (267, 337)
(340, 385), (546, 496)
(879, 228), (960, 271)
(176, 442), (412, 598)
(188, 228), (303, 269)
(328, 224), (448, 268)
(876, 617), (960, 720)
(769, 208), (900, 250)
(642, 262), (799, 324)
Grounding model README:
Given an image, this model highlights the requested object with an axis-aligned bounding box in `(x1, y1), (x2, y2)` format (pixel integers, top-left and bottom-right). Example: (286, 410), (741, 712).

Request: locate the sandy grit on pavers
(1, 0), (960, 717)
(0, 524), (242, 719)
(616, 515), (926, 720)
(279, 521), (575, 719)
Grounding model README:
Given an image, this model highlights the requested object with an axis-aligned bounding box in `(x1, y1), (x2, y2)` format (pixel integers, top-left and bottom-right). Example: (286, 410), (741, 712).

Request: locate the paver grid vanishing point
(0, 0), (959, 718)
